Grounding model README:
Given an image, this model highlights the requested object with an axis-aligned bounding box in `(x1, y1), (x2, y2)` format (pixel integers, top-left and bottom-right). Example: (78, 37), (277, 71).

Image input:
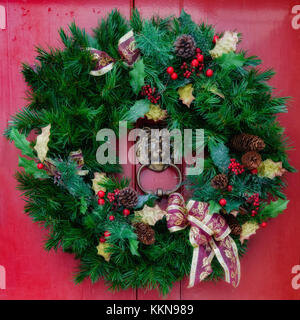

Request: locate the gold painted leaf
(257, 159), (286, 179)
(34, 124), (51, 163)
(239, 221), (259, 244)
(210, 31), (239, 59)
(134, 204), (166, 226)
(178, 84), (195, 108)
(96, 242), (113, 262)
(145, 104), (167, 122)
(92, 172), (107, 194)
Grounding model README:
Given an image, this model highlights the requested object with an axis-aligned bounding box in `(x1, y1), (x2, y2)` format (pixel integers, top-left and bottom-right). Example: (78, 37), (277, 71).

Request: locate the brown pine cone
(133, 222), (155, 245)
(174, 34), (196, 59)
(221, 214), (242, 236)
(241, 151), (262, 170)
(211, 174), (228, 190)
(118, 187), (138, 208)
(230, 133), (265, 152)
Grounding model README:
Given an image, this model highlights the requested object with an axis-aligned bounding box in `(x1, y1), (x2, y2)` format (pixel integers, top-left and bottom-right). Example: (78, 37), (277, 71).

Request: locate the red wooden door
(0, 0), (300, 300)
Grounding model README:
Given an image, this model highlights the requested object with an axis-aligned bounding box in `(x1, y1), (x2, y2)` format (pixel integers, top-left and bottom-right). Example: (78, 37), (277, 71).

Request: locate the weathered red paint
(0, 0), (300, 300)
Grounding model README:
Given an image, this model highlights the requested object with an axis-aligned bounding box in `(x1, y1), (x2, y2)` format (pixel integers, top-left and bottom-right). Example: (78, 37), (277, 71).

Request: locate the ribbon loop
(167, 193), (241, 288)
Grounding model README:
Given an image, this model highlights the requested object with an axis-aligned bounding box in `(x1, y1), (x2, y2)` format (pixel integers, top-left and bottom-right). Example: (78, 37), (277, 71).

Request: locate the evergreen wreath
(5, 9), (294, 295)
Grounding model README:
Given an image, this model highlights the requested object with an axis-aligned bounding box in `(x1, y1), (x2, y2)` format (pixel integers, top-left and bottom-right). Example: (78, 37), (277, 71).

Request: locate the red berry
(123, 209), (130, 216)
(98, 198), (105, 206)
(104, 231), (111, 238)
(37, 163), (44, 169)
(109, 215), (115, 221)
(99, 236), (106, 243)
(166, 66), (174, 74)
(206, 69), (214, 77)
(227, 185), (233, 192)
(251, 210), (257, 215)
(170, 72), (178, 80)
(219, 198), (227, 206)
(196, 48), (201, 53)
(191, 59), (199, 67)
(213, 35), (219, 44)
(197, 54), (204, 62)
(97, 190), (105, 198)
(261, 222), (267, 228)
(251, 169), (258, 174)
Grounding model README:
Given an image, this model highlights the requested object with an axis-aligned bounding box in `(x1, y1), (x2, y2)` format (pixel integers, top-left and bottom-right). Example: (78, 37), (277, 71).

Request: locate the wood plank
(180, 0), (300, 300)
(134, 0), (183, 300)
(0, 0), (136, 300)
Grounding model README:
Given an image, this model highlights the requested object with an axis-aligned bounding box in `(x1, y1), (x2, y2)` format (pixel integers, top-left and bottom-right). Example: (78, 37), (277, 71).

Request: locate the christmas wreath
(5, 9), (294, 294)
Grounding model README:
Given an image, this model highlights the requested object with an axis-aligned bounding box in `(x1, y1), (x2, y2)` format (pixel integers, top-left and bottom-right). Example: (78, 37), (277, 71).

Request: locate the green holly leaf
(9, 127), (35, 158)
(129, 238), (140, 256)
(260, 199), (289, 220)
(129, 59), (145, 95)
(208, 141), (230, 173)
(122, 99), (150, 123)
(225, 199), (242, 213)
(134, 194), (158, 210)
(208, 200), (222, 215)
(217, 52), (246, 70)
(18, 156), (49, 179)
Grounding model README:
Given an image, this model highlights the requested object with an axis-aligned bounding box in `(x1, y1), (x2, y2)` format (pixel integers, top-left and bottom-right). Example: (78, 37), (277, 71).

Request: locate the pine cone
(211, 174), (228, 190)
(241, 151), (262, 170)
(133, 222), (155, 245)
(174, 34), (196, 59)
(222, 214), (242, 236)
(118, 187), (138, 208)
(230, 133), (265, 152)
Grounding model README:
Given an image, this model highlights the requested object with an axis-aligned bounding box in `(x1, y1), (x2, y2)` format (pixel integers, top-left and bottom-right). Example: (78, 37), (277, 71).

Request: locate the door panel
(136, 0), (300, 300)
(0, 0), (300, 300)
(0, 0), (136, 300)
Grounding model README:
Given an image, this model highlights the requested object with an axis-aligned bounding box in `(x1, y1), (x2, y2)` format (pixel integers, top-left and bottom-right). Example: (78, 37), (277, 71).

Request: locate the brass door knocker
(136, 127), (182, 197)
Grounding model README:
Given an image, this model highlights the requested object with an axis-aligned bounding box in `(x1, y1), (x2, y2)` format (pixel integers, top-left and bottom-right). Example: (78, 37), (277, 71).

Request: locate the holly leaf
(178, 84), (195, 108)
(260, 199), (289, 220)
(208, 200), (222, 215)
(129, 59), (145, 95)
(208, 141), (230, 173)
(225, 199), (242, 213)
(34, 124), (51, 163)
(9, 127), (35, 158)
(122, 99), (150, 123)
(18, 156), (49, 179)
(217, 52), (246, 70)
(129, 238), (140, 256)
(134, 194), (158, 210)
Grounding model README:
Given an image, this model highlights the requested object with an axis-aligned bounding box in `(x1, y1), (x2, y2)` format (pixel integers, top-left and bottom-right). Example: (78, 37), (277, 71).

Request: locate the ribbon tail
(188, 244), (214, 288)
(209, 237), (241, 288)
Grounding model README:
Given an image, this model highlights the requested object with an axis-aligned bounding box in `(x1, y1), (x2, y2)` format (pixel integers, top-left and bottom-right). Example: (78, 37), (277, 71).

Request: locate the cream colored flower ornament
(210, 31), (239, 59)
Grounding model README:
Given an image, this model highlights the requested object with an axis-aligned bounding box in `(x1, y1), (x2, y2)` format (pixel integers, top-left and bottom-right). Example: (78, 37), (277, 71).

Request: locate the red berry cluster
(246, 193), (260, 216)
(99, 230), (111, 243)
(228, 159), (245, 175)
(166, 66), (178, 80)
(97, 190), (105, 205)
(167, 47), (214, 80)
(141, 85), (161, 104)
(107, 192), (116, 203)
(180, 48), (205, 78)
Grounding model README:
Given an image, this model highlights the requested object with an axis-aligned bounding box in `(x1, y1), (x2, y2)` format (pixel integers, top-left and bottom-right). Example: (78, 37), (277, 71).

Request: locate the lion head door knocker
(136, 127), (182, 197)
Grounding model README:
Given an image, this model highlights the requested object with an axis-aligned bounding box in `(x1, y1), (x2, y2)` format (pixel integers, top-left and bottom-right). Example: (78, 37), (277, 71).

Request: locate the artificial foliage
(5, 9), (294, 295)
